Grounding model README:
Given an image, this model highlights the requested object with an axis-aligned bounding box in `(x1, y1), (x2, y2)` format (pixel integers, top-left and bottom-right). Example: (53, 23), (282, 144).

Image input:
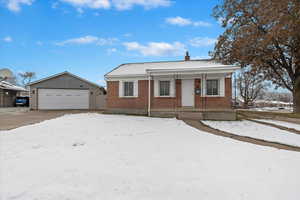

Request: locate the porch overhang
(146, 66), (240, 76)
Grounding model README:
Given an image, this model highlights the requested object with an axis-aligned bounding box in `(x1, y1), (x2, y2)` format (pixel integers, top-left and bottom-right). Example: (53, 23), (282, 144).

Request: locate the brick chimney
(185, 51), (190, 61)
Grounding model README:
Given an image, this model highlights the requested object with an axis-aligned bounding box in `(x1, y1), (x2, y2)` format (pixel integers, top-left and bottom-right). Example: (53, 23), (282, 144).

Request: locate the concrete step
(177, 112), (204, 120)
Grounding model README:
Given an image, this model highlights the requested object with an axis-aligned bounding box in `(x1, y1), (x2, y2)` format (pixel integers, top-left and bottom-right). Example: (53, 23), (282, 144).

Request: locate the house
(28, 71), (106, 110)
(0, 81), (27, 107)
(105, 53), (240, 120)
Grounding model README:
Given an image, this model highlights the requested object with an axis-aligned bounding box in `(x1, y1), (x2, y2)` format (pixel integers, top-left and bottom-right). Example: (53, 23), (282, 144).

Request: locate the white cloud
(36, 41), (43, 45)
(60, 0), (111, 9)
(6, 0), (34, 12)
(3, 36), (13, 42)
(55, 35), (118, 46)
(97, 79), (107, 87)
(59, 0), (171, 12)
(123, 41), (185, 56)
(112, 0), (171, 10)
(107, 48), (117, 54)
(123, 33), (132, 37)
(189, 37), (217, 47)
(166, 16), (211, 27)
(51, 2), (59, 9)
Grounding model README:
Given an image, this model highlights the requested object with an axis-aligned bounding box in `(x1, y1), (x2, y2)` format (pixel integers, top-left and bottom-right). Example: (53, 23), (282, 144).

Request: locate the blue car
(15, 97), (29, 107)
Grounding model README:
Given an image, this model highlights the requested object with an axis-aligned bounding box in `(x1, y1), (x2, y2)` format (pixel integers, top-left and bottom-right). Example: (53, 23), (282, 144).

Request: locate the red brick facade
(106, 78), (232, 110)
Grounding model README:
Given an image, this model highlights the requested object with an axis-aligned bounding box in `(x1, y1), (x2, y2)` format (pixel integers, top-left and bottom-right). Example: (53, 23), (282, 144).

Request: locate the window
(123, 81), (134, 97)
(159, 81), (170, 96)
(206, 79), (219, 96)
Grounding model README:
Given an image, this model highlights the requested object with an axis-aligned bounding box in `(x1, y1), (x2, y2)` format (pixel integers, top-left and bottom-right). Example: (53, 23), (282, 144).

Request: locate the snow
(0, 81), (27, 91)
(256, 119), (300, 130)
(250, 107), (293, 112)
(202, 120), (300, 147)
(106, 60), (237, 76)
(1, 113), (300, 200)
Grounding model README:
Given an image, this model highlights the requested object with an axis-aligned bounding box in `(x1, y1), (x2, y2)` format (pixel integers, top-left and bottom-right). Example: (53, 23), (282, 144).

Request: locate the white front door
(181, 79), (194, 107)
(38, 89), (89, 110)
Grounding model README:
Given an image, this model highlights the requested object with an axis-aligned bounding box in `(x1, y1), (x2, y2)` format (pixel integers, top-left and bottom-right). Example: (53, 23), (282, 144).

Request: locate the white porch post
(148, 74), (151, 117)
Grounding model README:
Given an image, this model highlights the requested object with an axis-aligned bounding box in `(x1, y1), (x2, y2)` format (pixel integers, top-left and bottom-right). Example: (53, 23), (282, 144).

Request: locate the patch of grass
(237, 110), (300, 119)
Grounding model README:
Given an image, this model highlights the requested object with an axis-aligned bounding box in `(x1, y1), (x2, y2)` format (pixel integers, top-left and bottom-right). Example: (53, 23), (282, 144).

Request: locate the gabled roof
(105, 59), (239, 78)
(28, 71), (104, 90)
(0, 81), (27, 91)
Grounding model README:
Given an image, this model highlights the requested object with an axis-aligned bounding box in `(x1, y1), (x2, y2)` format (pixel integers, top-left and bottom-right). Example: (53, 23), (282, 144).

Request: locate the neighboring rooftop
(105, 59), (238, 77)
(0, 81), (27, 91)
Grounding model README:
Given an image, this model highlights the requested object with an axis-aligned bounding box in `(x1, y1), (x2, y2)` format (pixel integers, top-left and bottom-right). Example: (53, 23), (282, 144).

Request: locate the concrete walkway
(248, 119), (300, 135)
(0, 107), (29, 114)
(184, 120), (300, 152)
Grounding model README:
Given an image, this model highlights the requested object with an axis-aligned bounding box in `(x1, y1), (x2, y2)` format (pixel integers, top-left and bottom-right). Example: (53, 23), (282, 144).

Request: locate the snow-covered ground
(203, 120), (300, 147)
(1, 113), (300, 200)
(250, 106), (293, 112)
(256, 119), (300, 130)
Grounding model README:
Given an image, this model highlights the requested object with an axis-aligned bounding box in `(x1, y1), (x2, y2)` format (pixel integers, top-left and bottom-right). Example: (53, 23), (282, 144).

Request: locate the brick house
(105, 53), (240, 119)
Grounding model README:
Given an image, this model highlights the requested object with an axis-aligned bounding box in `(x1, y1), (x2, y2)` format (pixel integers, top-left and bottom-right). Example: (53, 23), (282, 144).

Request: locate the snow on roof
(105, 59), (239, 77)
(0, 81), (27, 91)
(28, 71), (104, 90)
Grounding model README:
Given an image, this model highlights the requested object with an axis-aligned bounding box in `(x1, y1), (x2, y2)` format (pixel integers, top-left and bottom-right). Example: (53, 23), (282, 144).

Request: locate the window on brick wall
(123, 81), (134, 97)
(206, 79), (219, 96)
(159, 80), (170, 96)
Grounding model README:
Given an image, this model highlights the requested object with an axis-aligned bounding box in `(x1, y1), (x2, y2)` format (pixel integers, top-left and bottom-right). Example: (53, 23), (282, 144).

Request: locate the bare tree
(237, 68), (268, 108)
(212, 0), (300, 112)
(19, 72), (36, 86)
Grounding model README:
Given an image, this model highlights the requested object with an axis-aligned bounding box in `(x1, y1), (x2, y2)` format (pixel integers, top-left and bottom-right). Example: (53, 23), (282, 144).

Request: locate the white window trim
(159, 80), (171, 97)
(203, 77), (225, 97)
(154, 78), (175, 98)
(119, 80), (139, 98)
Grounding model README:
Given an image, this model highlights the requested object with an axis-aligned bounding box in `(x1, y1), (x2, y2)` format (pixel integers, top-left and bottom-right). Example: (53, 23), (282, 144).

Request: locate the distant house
(0, 81), (27, 107)
(105, 53), (240, 119)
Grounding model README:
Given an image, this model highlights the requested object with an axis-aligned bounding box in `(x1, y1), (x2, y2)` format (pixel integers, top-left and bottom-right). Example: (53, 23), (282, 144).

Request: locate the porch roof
(0, 81), (27, 91)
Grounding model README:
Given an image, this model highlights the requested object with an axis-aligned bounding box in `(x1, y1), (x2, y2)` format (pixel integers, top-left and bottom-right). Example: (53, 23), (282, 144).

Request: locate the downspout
(201, 74), (204, 110)
(203, 74), (207, 110)
(148, 74), (151, 117)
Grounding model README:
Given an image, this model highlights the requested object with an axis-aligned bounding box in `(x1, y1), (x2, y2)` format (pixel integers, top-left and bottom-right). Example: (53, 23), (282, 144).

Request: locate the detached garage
(29, 71), (106, 110)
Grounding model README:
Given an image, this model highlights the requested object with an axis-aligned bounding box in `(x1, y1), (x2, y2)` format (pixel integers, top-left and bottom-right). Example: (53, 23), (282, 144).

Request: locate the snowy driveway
(1, 113), (300, 200)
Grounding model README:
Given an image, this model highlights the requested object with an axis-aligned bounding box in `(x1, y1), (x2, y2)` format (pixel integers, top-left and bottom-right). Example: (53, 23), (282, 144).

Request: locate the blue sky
(0, 0), (223, 85)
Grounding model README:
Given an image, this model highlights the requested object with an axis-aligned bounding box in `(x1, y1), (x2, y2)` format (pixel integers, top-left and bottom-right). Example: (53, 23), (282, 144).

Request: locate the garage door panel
(38, 89), (89, 110)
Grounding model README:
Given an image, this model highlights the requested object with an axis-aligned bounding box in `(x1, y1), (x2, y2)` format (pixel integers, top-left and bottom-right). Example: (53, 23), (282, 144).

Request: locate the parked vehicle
(15, 96), (29, 107)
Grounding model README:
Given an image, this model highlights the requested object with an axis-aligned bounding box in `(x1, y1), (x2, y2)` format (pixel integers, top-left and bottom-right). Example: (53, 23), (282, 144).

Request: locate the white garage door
(38, 89), (89, 110)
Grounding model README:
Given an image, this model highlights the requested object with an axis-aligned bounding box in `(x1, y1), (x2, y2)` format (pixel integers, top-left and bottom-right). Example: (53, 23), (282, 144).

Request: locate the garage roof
(28, 71), (104, 90)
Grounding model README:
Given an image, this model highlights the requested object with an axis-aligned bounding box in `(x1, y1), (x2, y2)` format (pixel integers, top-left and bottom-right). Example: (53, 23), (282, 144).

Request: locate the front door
(181, 79), (194, 107)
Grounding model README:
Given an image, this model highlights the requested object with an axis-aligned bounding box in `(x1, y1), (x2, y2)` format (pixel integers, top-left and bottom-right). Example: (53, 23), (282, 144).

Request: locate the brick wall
(106, 80), (148, 109)
(194, 78), (232, 109)
(106, 78), (232, 110)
